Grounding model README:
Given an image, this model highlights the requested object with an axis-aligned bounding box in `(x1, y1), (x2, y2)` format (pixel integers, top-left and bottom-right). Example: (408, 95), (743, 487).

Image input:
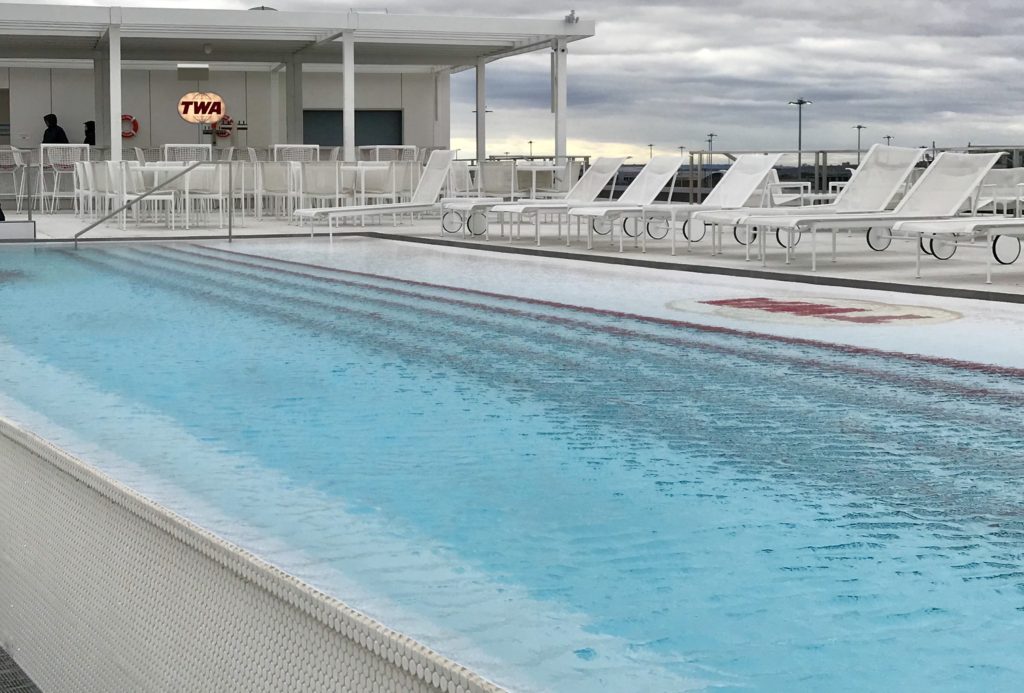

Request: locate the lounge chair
(566, 155), (685, 249)
(637, 153), (782, 255)
(694, 144), (926, 253)
(293, 150), (454, 235)
(888, 215), (1024, 283)
(439, 157), (625, 240)
(737, 151), (1003, 270)
(476, 156), (627, 245)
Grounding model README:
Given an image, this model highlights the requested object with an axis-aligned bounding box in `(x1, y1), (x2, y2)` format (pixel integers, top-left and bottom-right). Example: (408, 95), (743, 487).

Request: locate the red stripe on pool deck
(190, 243), (1024, 380)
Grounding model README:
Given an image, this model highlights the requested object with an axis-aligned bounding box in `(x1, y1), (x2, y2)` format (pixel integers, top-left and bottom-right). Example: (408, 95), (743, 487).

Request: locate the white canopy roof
(0, 3), (595, 69)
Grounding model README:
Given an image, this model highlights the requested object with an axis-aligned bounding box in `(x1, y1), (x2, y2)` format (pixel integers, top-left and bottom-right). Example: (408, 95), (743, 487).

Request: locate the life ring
(121, 114), (139, 138)
(214, 115), (234, 138)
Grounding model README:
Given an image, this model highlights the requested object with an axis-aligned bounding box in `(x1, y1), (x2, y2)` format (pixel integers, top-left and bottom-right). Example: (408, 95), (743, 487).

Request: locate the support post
(286, 57), (304, 144)
(270, 67), (282, 146)
(342, 32), (356, 162)
(475, 59), (486, 163)
(93, 52), (110, 150)
(552, 39), (567, 163)
(108, 24), (122, 161)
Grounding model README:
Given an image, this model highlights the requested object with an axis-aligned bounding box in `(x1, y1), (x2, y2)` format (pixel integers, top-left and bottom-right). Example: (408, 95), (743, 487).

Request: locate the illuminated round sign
(177, 92), (226, 124)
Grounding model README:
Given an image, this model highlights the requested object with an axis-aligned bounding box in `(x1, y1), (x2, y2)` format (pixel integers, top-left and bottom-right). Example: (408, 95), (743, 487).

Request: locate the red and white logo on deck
(683, 297), (960, 325)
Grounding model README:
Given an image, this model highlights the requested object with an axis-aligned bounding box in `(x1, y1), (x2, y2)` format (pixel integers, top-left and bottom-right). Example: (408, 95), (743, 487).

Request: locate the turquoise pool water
(1, 243), (1023, 691)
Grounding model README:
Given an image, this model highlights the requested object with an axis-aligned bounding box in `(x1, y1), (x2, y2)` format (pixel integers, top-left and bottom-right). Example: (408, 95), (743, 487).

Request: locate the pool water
(1, 242), (1023, 692)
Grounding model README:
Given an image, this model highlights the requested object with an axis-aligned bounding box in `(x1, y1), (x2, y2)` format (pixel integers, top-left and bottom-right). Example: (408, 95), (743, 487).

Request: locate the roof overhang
(0, 3), (595, 71)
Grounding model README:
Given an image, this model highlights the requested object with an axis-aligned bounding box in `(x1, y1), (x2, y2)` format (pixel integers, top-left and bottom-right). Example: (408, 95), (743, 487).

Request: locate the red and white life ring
(121, 114), (139, 138)
(214, 115), (234, 138)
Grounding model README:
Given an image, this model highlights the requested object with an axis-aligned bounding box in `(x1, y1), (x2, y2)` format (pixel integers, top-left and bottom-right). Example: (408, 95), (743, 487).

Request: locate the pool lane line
(190, 243), (1024, 381)
(64, 247), (1024, 460)
(153, 245), (1024, 406)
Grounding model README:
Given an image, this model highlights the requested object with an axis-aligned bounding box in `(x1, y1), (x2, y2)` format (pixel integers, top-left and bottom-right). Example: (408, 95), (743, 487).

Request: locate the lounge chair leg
(915, 236), (921, 279)
(812, 227), (817, 272)
(831, 231), (837, 262)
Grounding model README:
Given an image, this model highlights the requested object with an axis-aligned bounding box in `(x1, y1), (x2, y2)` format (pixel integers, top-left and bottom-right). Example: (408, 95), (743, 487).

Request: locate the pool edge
(0, 415), (504, 693)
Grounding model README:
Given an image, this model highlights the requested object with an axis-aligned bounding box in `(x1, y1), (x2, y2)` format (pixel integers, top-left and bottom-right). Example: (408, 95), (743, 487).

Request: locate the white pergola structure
(0, 3), (594, 161)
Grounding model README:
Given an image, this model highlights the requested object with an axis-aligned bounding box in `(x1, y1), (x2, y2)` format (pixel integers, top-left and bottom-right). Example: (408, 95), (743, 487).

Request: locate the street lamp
(648, 143), (654, 159)
(706, 132), (717, 163)
(528, 140), (534, 157)
(883, 135), (893, 145)
(788, 98), (811, 174)
(853, 124), (867, 164)
(678, 145), (686, 156)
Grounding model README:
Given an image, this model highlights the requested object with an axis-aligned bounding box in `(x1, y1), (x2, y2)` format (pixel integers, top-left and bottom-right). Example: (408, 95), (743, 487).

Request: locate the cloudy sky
(14, 0), (1024, 158)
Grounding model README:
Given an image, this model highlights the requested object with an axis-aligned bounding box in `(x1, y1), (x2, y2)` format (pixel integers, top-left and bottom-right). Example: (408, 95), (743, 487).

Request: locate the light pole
(648, 143), (654, 159)
(883, 135), (893, 145)
(788, 98), (811, 175)
(678, 145), (685, 156)
(528, 140), (533, 157)
(853, 124), (867, 164)
(706, 132), (717, 163)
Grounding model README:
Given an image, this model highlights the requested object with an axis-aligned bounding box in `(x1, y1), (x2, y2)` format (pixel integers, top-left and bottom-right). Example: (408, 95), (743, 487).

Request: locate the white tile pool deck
(14, 210), (1024, 301)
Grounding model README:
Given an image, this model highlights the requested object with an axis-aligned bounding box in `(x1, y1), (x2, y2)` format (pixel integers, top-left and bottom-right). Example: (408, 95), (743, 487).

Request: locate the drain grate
(0, 648), (40, 693)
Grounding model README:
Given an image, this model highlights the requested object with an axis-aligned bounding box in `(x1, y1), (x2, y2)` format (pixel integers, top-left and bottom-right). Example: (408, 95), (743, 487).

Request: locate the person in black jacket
(42, 113), (69, 144)
(84, 120), (96, 146)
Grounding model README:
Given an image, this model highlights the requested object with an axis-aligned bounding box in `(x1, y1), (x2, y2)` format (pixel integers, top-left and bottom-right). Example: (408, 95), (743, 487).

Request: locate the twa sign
(177, 92), (226, 124)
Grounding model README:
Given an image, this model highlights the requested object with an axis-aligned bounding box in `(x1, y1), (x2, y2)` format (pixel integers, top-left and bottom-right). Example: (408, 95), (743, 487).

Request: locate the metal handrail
(74, 160), (205, 246)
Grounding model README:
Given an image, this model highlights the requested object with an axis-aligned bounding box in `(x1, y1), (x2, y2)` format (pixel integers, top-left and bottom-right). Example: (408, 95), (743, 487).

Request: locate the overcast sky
(14, 0), (1024, 158)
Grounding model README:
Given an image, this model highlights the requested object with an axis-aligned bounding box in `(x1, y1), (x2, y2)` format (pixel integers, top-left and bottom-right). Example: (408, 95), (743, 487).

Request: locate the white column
(342, 32), (356, 162)
(285, 57), (303, 144)
(93, 52), (110, 149)
(434, 69), (451, 148)
(270, 67), (282, 145)
(108, 24), (122, 161)
(552, 39), (568, 162)
(475, 59), (486, 162)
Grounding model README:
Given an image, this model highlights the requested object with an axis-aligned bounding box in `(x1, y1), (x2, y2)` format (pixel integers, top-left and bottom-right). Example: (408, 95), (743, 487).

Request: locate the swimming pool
(1, 241), (1022, 691)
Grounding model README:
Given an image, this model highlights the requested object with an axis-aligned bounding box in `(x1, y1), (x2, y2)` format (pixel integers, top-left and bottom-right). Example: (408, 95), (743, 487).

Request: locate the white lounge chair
(445, 156), (626, 245)
(637, 153), (782, 255)
(694, 144), (926, 252)
(736, 151), (1004, 270)
(566, 155), (685, 249)
(293, 150), (454, 236)
(888, 214), (1024, 283)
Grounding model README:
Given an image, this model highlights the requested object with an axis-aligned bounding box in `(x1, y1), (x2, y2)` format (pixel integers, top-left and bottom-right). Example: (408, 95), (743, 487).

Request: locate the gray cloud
(15, 0), (1024, 152)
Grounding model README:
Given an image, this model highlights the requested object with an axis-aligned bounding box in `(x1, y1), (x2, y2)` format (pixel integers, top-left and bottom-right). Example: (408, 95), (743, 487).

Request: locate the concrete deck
(7, 209), (1024, 302)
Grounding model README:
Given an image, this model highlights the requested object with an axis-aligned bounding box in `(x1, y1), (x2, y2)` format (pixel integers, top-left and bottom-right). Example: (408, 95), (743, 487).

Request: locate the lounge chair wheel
(993, 235), (1021, 265)
(775, 229), (802, 248)
(865, 227), (891, 251)
(733, 226), (758, 245)
(590, 217), (612, 235)
(919, 237), (933, 256)
(441, 210), (464, 234)
(646, 219), (669, 240)
(622, 217), (642, 238)
(681, 219), (706, 242)
(929, 237), (957, 260)
(467, 211), (488, 236)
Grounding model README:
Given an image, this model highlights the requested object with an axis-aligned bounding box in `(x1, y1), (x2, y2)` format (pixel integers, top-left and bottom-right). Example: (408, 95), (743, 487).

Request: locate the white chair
(567, 156), (686, 249)
(0, 147), (27, 212)
(477, 161), (519, 200)
(737, 151), (1004, 270)
(108, 161), (177, 229)
(446, 161), (476, 198)
(162, 144), (212, 162)
(293, 150), (454, 233)
(39, 144), (89, 212)
(273, 144), (319, 162)
(973, 168), (1024, 215)
(694, 145), (928, 248)
(301, 162), (344, 210)
(133, 147), (147, 164)
(359, 162), (398, 205)
(456, 155), (622, 243)
(258, 161), (300, 219)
